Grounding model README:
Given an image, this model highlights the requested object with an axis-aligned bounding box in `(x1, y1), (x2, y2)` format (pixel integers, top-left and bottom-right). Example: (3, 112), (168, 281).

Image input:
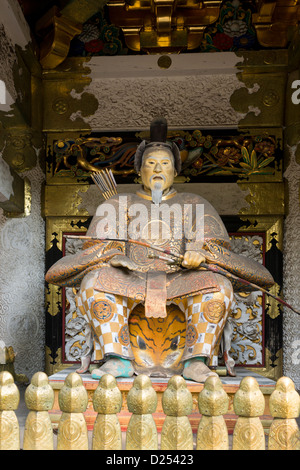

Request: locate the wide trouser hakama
(76, 270), (234, 366)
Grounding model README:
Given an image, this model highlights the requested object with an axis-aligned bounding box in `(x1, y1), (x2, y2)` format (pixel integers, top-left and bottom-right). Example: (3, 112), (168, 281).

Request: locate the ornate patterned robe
(45, 188), (274, 317)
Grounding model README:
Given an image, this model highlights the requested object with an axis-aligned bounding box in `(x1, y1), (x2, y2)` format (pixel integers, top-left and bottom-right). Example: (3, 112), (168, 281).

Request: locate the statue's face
(140, 148), (176, 193)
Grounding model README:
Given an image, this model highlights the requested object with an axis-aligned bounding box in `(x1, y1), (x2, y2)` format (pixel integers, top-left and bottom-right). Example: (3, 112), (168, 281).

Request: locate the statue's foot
(91, 357), (134, 380)
(182, 358), (218, 383)
(76, 356), (91, 374)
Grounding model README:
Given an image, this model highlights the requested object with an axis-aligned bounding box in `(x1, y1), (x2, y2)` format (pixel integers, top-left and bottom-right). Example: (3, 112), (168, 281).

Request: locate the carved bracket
(107, 0), (223, 52)
(252, 0), (300, 48)
(36, 1), (111, 69)
(36, 7), (82, 70)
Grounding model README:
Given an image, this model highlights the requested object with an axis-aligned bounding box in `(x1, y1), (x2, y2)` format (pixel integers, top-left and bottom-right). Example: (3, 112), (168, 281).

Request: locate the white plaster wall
(282, 146), (300, 389)
(0, 1), (45, 381)
(69, 53), (248, 131)
(0, 161), (45, 380)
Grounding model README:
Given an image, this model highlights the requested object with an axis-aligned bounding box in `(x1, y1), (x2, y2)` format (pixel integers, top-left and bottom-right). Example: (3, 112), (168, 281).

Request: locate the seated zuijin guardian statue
(45, 117), (274, 383)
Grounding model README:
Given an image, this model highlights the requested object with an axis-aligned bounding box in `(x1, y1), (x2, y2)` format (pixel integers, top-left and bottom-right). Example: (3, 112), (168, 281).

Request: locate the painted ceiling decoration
(17, 0), (300, 68)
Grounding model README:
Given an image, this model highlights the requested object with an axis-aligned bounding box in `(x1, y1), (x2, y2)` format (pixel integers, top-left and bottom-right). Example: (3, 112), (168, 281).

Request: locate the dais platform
(48, 366), (275, 434)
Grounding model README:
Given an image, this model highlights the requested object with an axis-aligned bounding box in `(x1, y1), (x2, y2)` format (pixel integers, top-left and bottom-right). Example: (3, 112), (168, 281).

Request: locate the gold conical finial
(92, 374), (123, 450)
(232, 377), (266, 450)
(268, 376), (300, 450)
(126, 375), (158, 450)
(197, 376), (229, 450)
(161, 375), (193, 450)
(23, 372), (54, 450)
(0, 371), (20, 450)
(57, 372), (89, 450)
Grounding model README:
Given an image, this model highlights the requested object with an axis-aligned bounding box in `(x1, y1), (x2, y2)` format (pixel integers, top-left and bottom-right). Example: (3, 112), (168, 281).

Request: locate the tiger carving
(128, 303), (186, 377)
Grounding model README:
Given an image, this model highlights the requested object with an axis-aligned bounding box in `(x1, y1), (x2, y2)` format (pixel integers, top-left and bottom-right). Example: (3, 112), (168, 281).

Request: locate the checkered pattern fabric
(76, 271), (234, 366)
(76, 271), (136, 361)
(173, 275), (234, 365)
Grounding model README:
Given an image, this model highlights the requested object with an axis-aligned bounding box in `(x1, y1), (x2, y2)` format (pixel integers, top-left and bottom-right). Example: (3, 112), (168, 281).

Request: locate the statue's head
(134, 117), (181, 204)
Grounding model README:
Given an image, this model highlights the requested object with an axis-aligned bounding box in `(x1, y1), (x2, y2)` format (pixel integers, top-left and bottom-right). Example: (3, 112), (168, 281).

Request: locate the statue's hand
(182, 250), (206, 269)
(110, 254), (138, 271)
